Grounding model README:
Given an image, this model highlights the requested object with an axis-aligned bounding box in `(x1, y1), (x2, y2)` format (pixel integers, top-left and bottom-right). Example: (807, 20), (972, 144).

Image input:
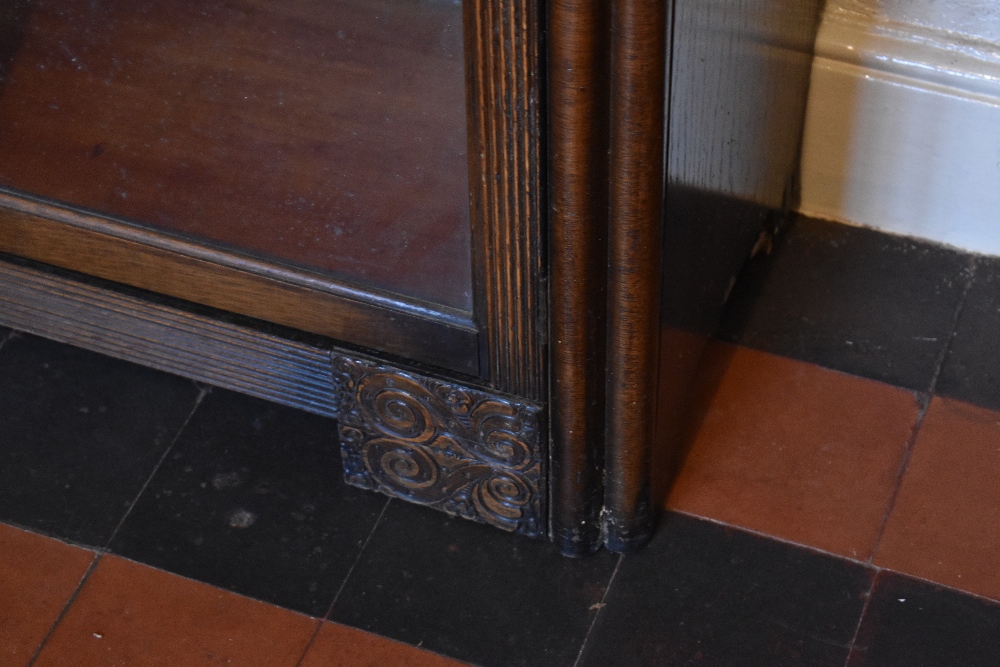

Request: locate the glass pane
(0, 0), (472, 311)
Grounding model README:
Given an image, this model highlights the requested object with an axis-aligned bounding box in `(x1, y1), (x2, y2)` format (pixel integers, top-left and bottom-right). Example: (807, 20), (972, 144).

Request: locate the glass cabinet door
(0, 0), (472, 311)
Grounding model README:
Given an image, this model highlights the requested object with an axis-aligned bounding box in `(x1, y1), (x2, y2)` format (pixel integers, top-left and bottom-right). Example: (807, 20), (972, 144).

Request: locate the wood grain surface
(667, 0), (822, 206)
(0, 257), (339, 417)
(604, 0), (667, 553)
(548, 0), (609, 555)
(466, 0), (546, 399)
(0, 193), (480, 376)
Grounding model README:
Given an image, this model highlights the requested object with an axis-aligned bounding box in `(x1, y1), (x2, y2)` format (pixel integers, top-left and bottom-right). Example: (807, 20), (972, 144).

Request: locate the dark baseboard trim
(0, 258), (337, 418)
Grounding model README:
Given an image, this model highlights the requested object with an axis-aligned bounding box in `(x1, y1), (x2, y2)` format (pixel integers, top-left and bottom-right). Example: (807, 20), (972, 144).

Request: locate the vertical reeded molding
(548, 0), (610, 556)
(604, 0), (667, 553)
(466, 0), (546, 402)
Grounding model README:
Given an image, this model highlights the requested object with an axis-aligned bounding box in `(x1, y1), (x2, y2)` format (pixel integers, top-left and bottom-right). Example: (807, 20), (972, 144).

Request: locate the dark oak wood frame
(0, 0), (546, 391)
(549, 0), (668, 554)
(0, 0), (668, 554)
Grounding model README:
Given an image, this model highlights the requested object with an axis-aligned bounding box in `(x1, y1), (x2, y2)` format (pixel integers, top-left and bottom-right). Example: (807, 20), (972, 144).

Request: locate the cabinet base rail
(0, 256), (549, 541)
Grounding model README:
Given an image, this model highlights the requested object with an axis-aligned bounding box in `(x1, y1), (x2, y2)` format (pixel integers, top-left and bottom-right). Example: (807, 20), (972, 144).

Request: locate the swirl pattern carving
(332, 352), (544, 537)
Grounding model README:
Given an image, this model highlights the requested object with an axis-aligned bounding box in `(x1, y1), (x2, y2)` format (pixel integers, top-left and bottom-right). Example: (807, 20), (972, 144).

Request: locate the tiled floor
(3, 216), (1000, 666)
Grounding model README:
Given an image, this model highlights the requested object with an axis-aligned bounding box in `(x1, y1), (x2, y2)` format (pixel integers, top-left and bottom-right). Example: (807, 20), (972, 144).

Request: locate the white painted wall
(798, 0), (1000, 255)
(839, 0), (1000, 43)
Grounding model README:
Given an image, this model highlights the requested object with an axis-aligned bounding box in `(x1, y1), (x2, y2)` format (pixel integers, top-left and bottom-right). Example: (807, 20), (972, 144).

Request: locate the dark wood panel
(667, 0), (823, 207)
(0, 258), (337, 417)
(604, 0), (667, 553)
(0, 0), (472, 310)
(466, 0), (546, 400)
(548, 0), (610, 555)
(0, 193), (480, 376)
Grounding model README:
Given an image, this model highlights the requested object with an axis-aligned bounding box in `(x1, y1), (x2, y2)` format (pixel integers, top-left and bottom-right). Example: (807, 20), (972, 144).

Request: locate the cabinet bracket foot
(332, 351), (546, 539)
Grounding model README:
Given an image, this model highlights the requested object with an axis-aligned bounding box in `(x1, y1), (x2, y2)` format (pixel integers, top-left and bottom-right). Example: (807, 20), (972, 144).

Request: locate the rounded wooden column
(548, 0), (610, 556)
(604, 0), (667, 553)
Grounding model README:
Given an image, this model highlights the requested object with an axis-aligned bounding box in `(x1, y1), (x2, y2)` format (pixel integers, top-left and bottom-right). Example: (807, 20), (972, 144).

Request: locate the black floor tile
(849, 572), (1000, 667)
(109, 388), (387, 617)
(329, 500), (620, 667)
(719, 217), (973, 391)
(936, 256), (1000, 411)
(579, 513), (873, 667)
(0, 332), (200, 546)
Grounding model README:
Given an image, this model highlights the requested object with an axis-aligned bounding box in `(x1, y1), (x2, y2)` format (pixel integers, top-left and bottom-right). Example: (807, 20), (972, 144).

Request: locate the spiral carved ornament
(332, 353), (544, 537)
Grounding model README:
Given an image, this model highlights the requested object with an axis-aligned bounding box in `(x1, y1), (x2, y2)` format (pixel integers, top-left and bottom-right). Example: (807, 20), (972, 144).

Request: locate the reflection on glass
(0, 0), (472, 311)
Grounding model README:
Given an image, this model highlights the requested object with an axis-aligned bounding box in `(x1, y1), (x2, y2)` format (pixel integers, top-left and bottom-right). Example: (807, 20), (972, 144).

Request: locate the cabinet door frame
(0, 0), (669, 552)
(0, 0), (546, 393)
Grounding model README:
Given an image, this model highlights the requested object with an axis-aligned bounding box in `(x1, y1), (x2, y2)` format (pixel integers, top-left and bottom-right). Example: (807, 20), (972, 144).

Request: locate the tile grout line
(865, 258), (976, 566)
(292, 497), (393, 667)
(841, 570), (880, 666)
(926, 256), (978, 397)
(877, 564), (1000, 607)
(670, 509), (1000, 608)
(669, 508), (876, 568)
(321, 496), (392, 620)
(102, 384), (210, 550)
(290, 619), (326, 667)
(0, 519), (105, 554)
(866, 394), (930, 565)
(26, 552), (104, 667)
(571, 553), (624, 667)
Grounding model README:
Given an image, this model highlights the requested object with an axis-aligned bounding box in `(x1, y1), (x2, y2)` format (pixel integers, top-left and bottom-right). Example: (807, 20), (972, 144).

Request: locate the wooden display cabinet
(0, 0), (822, 555)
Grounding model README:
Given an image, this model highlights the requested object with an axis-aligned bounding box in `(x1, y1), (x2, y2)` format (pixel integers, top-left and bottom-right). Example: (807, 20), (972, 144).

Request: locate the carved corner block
(331, 351), (546, 538)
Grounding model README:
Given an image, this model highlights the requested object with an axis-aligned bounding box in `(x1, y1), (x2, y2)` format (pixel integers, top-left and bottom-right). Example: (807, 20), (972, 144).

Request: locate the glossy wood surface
(604, 0), (667, 553)
(0, 0), (472, 311)
(0, 192), (480, 375)
(548, 0), (609, 555)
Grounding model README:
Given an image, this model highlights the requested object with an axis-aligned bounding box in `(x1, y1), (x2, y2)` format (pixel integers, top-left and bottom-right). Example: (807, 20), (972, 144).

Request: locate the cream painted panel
(800, 58), (1000, 254)
(798, 0), (1000, 255)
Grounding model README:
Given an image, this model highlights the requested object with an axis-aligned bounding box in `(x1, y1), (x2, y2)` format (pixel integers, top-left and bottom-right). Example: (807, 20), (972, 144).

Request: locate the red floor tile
(874, 397), (1000, 601)
(650, 326), (712, 505)
(300, 621), (473, 667)
(666, 344), (920, 560)
(32, 555), (318, 667)
(0, 524), (95, 667)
